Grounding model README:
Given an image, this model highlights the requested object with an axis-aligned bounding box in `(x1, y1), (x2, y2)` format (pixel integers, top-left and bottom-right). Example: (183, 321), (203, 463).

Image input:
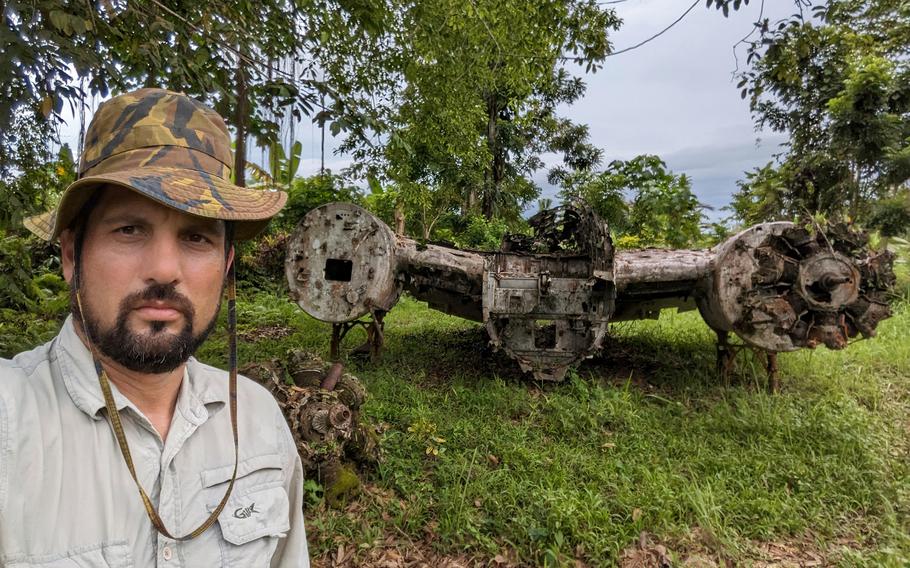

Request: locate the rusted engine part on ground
(695, 222), (894, 353)
(241, 351), (378, 508)
(286, 202), (895, 381)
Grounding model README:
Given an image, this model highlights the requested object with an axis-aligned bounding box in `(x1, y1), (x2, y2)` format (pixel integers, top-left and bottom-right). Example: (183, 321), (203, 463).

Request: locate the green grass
(194, 289), (910, 567)
(5, 277), (906, 566)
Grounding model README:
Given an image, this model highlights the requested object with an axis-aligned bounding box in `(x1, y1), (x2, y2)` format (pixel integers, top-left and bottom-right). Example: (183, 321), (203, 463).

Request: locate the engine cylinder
(697, 222), (893, 351)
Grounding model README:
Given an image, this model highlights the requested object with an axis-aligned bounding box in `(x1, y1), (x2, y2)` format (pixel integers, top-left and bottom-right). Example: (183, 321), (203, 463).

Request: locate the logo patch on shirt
(233, 503), (259, 519)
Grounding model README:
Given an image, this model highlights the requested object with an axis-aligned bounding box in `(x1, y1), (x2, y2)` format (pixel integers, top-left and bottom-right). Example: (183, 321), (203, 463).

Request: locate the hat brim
(24, 167), (287, 241)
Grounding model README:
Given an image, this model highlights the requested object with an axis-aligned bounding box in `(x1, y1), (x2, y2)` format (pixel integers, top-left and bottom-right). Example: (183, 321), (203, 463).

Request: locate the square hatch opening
(324, 258), (353, 282)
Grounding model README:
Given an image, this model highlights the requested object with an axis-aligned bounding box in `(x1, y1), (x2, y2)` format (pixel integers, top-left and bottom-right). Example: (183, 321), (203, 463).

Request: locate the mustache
(120, 283), (195, 319)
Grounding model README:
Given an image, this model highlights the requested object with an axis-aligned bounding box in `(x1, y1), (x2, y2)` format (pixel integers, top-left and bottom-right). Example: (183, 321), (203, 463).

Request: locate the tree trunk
(393, 204), (406, 234)
(466, 188), (477, 213)
(482, 92), (499, 220)
(233, 48), (249, 187)
(851, 165), (863, 220)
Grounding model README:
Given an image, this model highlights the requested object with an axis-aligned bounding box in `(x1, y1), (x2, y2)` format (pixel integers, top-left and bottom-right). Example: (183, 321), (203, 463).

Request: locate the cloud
(662, 134), (787, 175)
(662, 135), (787, 219)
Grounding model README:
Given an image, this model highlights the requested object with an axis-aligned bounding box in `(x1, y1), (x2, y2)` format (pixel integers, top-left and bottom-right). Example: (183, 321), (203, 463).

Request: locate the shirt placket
(156, 396), (208, 567)
(119, 408), (173, 568)
(155, 449), (180, 568)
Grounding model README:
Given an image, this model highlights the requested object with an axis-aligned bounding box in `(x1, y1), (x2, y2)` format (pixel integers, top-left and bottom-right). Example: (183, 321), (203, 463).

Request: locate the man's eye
(116, 225), (137, 235)
(187, 233), (212, 244)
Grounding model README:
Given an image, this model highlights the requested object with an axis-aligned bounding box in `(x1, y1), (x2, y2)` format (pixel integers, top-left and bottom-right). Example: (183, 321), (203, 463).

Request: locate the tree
(329, 0), (619, 223)
(1, 0), (389, 183)
(397, 181), (462, 240)
(733, 0), (910, 225)
(560, 155), (705, 248)
(0, 111), (75, 233)
(728, 162), (791, 226)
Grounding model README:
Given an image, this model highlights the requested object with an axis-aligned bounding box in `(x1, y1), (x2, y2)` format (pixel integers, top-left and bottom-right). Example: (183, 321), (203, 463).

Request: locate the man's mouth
(133, 302), (184, 321)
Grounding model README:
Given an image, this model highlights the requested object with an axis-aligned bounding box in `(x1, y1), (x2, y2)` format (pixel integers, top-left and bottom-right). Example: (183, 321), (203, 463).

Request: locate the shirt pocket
(202, 454), (290, 568)
(3, 541), (133, 568)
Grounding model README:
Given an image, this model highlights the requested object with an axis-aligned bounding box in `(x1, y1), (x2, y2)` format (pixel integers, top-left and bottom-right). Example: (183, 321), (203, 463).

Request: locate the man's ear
(60, 229), (76, 285)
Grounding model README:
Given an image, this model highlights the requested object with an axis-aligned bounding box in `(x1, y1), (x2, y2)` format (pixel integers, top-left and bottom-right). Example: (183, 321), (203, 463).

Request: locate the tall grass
(196, 288), (910, 566)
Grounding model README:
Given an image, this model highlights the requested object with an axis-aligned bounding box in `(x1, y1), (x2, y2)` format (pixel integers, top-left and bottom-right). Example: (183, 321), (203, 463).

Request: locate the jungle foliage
(0, 114), (75, 234)
(730, 0), (910, 231)
(559, 155), (706, 248)
(318, 0), (620, 222)
(1, 0), (389, 182)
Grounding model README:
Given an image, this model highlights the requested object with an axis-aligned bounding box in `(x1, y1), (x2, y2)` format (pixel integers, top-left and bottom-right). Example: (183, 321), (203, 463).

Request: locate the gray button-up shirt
(0, 317), (309, 567)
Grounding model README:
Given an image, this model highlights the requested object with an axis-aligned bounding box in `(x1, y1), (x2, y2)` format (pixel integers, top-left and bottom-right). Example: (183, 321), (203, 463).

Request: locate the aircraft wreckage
(285, 202), (895, 382)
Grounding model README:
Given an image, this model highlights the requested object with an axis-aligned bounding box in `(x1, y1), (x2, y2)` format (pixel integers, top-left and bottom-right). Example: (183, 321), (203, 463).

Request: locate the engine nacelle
(696, 222), (894, 351)
(286, 202), (401, 323)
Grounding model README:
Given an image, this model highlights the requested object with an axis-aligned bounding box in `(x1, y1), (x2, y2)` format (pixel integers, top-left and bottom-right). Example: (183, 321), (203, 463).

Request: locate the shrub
(867, 192), (910, 237)
(0, 233), (68, 357)
(454, 215), (510, 251)
(0, 233), (42, 311)
(273, 173), (363, 233)
(237, 230), (291, 294)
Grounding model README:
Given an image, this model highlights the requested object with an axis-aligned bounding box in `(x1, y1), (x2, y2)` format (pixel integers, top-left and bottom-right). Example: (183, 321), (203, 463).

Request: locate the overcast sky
(538, 0), (797, 220)
(59, 0), (796, 220)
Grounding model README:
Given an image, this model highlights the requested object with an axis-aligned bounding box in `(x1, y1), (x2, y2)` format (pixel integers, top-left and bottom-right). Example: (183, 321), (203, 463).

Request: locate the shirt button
(162, 546), (173, 561)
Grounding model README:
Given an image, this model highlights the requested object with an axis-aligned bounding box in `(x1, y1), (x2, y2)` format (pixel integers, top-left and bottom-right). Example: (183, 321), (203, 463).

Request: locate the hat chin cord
(72, 237), (240, 541)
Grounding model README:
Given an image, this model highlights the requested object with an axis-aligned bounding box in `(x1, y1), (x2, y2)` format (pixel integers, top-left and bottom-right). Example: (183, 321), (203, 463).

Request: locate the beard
(74, 282), (220, 374)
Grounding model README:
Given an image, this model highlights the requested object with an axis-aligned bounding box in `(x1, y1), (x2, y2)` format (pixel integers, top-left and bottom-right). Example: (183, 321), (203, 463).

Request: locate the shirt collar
(55, 316), (228, 422)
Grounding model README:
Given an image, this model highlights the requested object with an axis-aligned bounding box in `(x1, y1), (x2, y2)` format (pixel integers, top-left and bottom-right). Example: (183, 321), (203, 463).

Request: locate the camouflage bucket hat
(24, 88), (287, 241)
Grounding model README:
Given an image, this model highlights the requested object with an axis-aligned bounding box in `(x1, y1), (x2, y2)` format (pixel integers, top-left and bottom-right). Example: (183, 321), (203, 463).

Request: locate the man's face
(61, 188), (233, 374)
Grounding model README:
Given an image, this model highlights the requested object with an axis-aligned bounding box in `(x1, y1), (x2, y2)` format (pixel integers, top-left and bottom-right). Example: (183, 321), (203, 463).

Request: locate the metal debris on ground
(241, 351), (380, 509)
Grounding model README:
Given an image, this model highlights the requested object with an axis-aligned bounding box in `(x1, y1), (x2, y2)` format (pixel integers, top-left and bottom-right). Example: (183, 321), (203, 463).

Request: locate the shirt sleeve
(0, 384), (10, 518)
(270, 407), (309, 568)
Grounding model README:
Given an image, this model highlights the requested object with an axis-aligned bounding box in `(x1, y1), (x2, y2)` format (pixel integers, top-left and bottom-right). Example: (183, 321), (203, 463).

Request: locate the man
(0, 88), (308, 566)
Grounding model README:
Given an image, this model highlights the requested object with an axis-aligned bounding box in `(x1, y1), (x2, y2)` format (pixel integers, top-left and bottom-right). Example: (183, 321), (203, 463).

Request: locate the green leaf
(48, 10), (68, 33)
(367, 175), (383, 195)
(288, 141), (302, 182)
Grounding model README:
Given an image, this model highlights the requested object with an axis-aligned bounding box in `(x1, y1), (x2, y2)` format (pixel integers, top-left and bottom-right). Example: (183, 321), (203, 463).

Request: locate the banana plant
(247, 140), (302, 189)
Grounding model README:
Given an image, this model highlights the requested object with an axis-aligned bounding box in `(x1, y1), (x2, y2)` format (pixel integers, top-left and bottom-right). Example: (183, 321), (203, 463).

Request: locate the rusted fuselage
(286, 202), (894, 380)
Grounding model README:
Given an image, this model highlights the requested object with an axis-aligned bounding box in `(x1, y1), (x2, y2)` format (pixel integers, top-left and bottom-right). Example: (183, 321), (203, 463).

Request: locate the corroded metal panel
(483, 205), (616, 381)
(482, 252), (614, 381)
(286, 203), (401, 322)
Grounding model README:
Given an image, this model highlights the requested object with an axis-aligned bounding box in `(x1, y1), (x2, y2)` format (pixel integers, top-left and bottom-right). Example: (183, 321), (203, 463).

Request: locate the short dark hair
(70, 190), (103, 284)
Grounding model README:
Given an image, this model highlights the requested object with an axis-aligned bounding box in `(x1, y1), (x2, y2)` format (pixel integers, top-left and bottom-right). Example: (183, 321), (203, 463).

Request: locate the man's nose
(142, 233), (183, 284)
